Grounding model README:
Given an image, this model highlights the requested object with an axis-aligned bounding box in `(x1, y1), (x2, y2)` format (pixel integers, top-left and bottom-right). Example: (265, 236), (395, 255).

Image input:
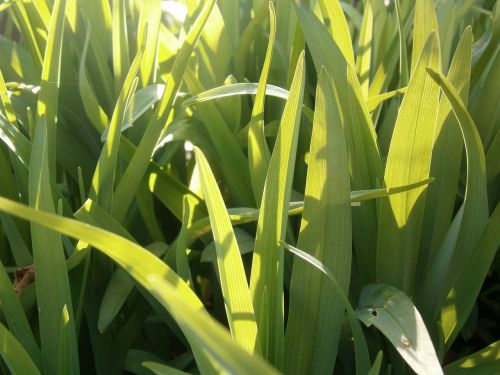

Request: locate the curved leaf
(357, 284), (443, 375)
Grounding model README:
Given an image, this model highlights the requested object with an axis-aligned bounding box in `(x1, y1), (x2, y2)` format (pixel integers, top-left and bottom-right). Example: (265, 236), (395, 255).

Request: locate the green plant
(0, 0), (498, 374)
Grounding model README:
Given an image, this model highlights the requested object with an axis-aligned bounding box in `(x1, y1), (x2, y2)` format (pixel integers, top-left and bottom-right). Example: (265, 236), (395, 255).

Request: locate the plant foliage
(0, 0), (498, 374)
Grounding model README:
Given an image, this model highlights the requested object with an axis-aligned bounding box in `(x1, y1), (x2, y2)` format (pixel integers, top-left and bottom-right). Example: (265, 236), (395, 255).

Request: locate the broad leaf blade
(285, 68), (352, 375)
(357, 284), (443, 375)
(376, 33), (441, 294)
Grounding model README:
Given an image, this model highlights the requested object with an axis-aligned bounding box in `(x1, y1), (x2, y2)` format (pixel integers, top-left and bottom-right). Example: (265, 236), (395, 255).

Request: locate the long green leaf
(376, 33), (441, 294)
(420, 27), (473, 272)
(248, 2), (274, 203)
(444, 340), (500, 375)
(30, 0), (79, 373)
(282, 242), (370, 373)
(356, 0), (373, 97)
(0, 323), (41, 375)
(420, 69), (489, 330)
(112, 0), (130, 94)
(411, 0), (440, 72)
(195, 147), (258, 353)
(249, 52), (305, 368)
(90, 39), (144, 211)
(113, 0), (216, 221)
(317, 0), (355, 66)
(440, 203), (500, 347)
(136, 0), (161, 87)
(182, 67), (253, 206)
(0, 196), (279, 375)
(284, 69), (355, 375)
(0, 258), (41, 367)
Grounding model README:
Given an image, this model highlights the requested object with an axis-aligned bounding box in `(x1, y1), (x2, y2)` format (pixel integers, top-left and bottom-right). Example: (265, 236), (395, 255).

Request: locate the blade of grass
(419, 69), (488, 327)
(0, 69), (17, 124)
(249, 52), (305, 368)
(176, 197), (195, 287)
(183, 82), (314, 121)
(182, 67), (254, 206)
(441, 203), (500, 348)
(318, 0), (355, 66)
(284, 69), (354, 374)
(376, 33), (441, 294)
(282, 242), (370, 374)
(0, 196), (280, 375)
(112, 0), (131, 95)
(356, 0), (373, 97)
(444, 340), (500, 374)
(293, 0), (383, 283)
(136, 0), (161, 87)
(30, 0), (79, 372)
(0, 323), (41, 375)
(411, 0), (439, 72)
(195, 147), (259, 353)
(248, 2), (275, 203)
(395, 0), (409, 86)
(7, 2), (43, 71)
(89, 38), (145, 211)
(0, 258), (42, 367)
(177, 178), (435, 255)
(113, 0), (216, 221)
(420, 27), (473, 272)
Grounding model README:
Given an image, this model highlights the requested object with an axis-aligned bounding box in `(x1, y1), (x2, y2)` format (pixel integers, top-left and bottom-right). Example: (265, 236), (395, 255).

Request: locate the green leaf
(249, 52), (305, 368)
(282, 242), (370, 373)
(367, 352), (384, 375)
(78, 21), (110, 133)
(317, 0), (355, 66)
(0, 323), (41, 375)
(411, 0), (440, 72)
(182, 67), (253, 207)
(0, 113), (31, 167)
(356, 0), (373, 97)
(136, 0), (161, 87)
(0, 196), (280, 375)
(7, 1), (43, 71)
(293, 0), (384, 283)
(178, 178), (434, 256)
(0, 69), (17, 124)
(112, 0), (130, 94)
(247, 2), (275, 203)
(357, 284), (443, 375)
(284, 69), (354, 375)
(143, 362), (190, 375)
(29, 0), (79, 373)
(195, 147), (258, 353)
(182, 82), (314, 121)
(90, 40), (144, 212)
(376, 33), (441, 294)
(444, 340), (500, 374)
(420, 27), (473, 273)
(113, 0), (216, 221)
(440, 203), (500, 347)
(0, 258), (41, 367)
(176, 197), (195, 288)
(421, 69), (489, 342)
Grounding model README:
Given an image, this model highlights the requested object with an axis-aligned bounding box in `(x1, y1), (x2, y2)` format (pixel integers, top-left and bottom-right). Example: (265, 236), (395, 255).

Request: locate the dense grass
(0, 0), (499, 374)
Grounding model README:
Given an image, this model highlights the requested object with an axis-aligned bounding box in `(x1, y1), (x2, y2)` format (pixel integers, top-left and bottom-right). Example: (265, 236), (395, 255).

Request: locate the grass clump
(0, 0), (499, 374)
